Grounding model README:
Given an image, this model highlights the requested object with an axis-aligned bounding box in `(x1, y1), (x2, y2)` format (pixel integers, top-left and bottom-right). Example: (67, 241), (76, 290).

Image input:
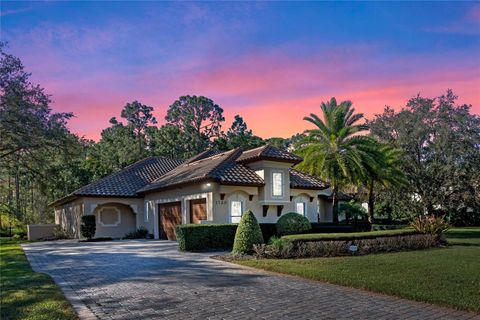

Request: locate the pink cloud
(13, 29), (479, 141)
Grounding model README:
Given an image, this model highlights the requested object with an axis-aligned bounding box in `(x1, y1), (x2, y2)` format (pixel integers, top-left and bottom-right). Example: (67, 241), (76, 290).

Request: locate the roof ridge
(243, 144), (268, 153)
(74, 156), (181, 195)
(204, 148), (241, 178)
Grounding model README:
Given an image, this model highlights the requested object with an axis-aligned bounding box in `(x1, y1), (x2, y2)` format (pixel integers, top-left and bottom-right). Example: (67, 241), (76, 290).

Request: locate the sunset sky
(2, 1), (479, 141)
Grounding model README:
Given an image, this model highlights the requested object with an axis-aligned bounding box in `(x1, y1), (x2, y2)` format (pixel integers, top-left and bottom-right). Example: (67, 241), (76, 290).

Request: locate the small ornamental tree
(232, 210), (264, 255)
(80, 215), (96, 240)
(276, 212), (311, 236)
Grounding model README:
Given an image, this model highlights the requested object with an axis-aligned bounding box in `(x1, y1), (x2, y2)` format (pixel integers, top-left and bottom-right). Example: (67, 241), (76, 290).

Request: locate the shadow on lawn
(447, 230), (480, 247)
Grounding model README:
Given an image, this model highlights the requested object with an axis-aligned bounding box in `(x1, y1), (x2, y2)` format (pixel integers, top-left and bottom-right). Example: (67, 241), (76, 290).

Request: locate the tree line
(0, 44), (295, 226)
(296, 93), (480, 225)
(1, 44), (479, 227)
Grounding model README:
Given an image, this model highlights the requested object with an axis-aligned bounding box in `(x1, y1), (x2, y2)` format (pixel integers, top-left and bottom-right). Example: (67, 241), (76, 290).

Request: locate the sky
(1, 1), (479, 141)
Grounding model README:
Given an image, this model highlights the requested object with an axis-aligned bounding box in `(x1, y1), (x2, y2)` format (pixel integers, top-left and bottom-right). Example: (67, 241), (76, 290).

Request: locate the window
(145, 201), (155, 222)
(296, 202), (306, 216)
(272, 172), (283, 197)
(230, 200), (243, 223)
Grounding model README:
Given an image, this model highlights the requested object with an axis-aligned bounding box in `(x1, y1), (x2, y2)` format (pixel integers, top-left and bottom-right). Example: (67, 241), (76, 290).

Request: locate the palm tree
(295, 98), (380, 222)
(363, 144), (406, 223)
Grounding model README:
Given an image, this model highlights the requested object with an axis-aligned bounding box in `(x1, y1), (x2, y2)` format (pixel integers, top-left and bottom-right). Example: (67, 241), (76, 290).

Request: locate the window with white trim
(230, 200), (243, 223)
(296, 202), (306, 216)
(144, 201), (152, 222)
(272, 172), (283, 197)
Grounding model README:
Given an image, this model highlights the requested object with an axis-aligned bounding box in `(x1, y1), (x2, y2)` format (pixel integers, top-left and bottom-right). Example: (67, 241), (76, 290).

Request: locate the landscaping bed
(236, 228), (480, 313)
(176, 222), (374, 252)
(0, 238), (77, 320)
(254, 230), (438, 259)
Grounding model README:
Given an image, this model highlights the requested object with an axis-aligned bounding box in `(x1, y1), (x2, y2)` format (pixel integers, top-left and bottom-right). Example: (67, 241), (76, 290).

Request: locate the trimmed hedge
(276, 212), (311, 236)
(372, 224), (408, 231)
(283, 228), (417, 242)
(176, 224), (237, 251)
(176, 222), (384, 252)
(80, 215), (96, 240)
(232, 210), (264, 255)
(254, 233), (439, 259)
(176, 223), (278, 252)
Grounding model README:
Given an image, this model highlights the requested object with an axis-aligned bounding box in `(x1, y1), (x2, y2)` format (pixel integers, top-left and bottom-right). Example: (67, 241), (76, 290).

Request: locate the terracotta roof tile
(74, 156), (183, 197)
(289, 169), (329, 190)
(237, 145), (303, 164)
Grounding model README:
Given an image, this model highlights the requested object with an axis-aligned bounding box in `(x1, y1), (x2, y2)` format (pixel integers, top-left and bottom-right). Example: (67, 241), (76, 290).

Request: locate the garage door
(190, 199), (207, 224)
(158, 202), (182, 240)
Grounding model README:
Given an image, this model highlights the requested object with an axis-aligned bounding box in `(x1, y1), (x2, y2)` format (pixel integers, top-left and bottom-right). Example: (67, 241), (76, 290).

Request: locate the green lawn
(0, 238), (77, 320)
(238, 227), (480, 313)
(283, 228), (416, 241)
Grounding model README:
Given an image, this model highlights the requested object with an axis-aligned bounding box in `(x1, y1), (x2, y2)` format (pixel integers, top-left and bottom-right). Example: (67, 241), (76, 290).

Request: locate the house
(51, 145), (333, 240)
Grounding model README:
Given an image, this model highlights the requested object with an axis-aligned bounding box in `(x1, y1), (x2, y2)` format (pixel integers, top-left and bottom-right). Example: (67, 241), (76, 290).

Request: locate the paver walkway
(23, 240), (479, 320)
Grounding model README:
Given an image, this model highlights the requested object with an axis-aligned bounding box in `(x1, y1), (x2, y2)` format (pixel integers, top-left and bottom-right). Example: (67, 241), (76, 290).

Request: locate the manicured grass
(283, 228), (416, 241)
(238, 228), (480, 312)
(0, 238), (77, 320)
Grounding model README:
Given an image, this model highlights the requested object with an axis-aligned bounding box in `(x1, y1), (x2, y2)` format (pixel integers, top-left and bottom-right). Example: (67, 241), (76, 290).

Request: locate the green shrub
(410, 215), (450, 236)
(254, 234), (439, 259)
(276, 212), (311, 236)
(0, 227), (27, 238)
(123, 226), (149, 239)
(259, 223), (277, 242)
(232, 210), (264, 255)
(80, 215), (96, 240)
(53, 226), (75, 240)
(176, 223), (276, 252)
(338, 200), (368, 221)
(176, 224), (237, 251)
(372, 224), (408, 231)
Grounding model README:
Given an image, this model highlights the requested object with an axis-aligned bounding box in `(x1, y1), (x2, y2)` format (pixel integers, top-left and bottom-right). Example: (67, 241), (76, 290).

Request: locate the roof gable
(289, 169), (329, 190)
(74, 156), (182, 197)
(236, 145), (303, 164)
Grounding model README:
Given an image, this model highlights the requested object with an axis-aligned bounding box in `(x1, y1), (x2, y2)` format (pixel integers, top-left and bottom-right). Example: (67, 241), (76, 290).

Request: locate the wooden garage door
(190, 199), (207, 224)
(159, 202), (182, 240)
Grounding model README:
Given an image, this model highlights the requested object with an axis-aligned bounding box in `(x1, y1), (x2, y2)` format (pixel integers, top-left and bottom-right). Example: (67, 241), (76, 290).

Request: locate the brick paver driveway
(23, 240), (478, 320)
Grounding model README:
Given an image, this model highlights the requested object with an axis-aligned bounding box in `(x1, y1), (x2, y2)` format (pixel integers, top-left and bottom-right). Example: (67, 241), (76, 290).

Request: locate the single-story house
(51, 145), (334, 240)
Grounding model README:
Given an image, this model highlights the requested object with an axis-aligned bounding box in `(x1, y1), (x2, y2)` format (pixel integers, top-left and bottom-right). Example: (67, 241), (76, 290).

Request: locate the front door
(190, 198), (207, 224)
(158, 202), (182, 240)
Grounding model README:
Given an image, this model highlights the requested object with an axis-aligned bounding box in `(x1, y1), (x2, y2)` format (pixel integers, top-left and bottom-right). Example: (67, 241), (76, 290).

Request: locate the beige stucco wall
(319, 197), (333, 222)
(143, 180), (329, 240)
(54, 199), (84, 238)
(212, 186), (320, 224)
(143, 183), (215, 239)
(27, 224), (57, 241)
(54, 196), (144, 239)
(92, 203), (136, 238)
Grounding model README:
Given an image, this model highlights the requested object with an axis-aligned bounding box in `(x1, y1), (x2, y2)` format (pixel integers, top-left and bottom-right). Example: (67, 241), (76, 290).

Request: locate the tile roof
(138, 149), (263, 193)
(184, 149), (224, 164)
(289, 169), (329, 190)
(213, 162), (265, 186)
(237, 145), (303, 164)
(74, 156), (183, 197)
(51, 145), (328, 205)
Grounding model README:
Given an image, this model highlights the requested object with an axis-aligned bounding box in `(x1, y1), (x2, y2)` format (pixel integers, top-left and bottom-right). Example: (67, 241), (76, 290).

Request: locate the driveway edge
(211, 256), (480, 319)
(22, 243), (98, 320)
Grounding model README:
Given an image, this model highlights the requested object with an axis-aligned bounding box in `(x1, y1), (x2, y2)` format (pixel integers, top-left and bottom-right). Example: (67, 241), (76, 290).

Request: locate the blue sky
(1, 1), (479, 139)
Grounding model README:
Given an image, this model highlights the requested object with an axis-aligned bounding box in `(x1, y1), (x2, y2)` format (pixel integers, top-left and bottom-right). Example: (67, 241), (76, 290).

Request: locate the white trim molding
(129, 204), (138, 214)
(97, 206), (121, 227)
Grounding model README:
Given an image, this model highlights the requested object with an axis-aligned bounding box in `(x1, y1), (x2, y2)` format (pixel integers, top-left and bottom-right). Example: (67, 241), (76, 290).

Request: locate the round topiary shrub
(276, 212), (311, 236)
(232, 210), (264, 255)
(80, 215), (96, 240)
